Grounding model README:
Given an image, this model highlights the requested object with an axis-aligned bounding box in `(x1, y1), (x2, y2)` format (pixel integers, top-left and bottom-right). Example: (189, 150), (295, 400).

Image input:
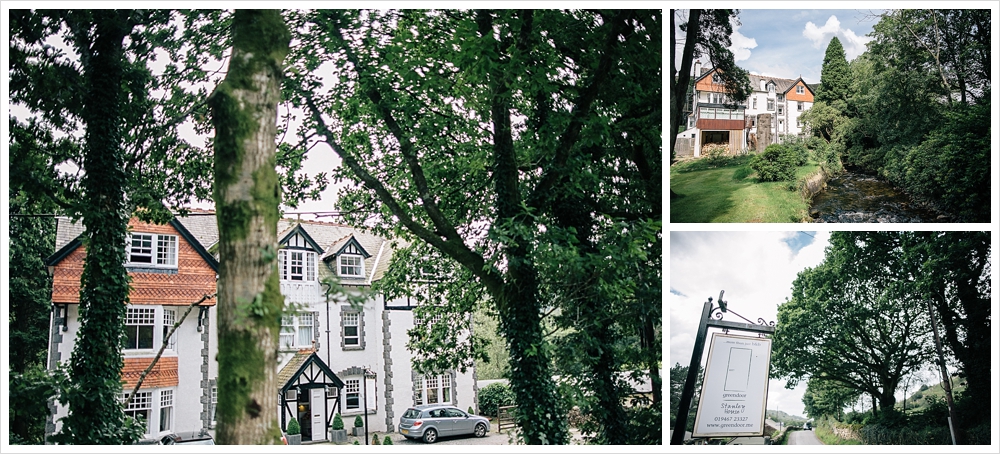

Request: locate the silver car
(398, 404), (490, 443)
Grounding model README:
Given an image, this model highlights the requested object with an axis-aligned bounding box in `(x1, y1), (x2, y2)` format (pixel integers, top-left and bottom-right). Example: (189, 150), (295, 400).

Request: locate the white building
(678, 62), (815, 157)
(45, 212), (477, 443)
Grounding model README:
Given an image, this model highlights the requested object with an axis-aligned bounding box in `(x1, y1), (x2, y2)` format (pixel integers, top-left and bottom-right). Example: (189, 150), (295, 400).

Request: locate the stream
(809, 170), (946, 223)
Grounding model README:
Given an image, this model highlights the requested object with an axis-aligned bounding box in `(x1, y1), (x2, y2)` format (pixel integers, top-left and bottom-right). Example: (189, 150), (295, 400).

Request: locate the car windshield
(402, 409), (421, 419)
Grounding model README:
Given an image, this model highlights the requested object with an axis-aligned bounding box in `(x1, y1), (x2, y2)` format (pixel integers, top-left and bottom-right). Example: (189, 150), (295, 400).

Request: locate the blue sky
(676, 9), (882, 85)
(731, 9), (882, 84)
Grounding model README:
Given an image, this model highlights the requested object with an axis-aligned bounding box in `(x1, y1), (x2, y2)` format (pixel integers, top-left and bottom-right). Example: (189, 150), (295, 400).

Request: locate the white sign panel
(692, 333), (772, 438)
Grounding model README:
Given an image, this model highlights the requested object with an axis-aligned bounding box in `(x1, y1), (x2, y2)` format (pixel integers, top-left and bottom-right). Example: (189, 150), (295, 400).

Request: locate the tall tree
(210, 9), (290, 445)
(670, 9), (752, 163)
(289, 9), (659, 444)
(802, 376), (860, 421)
(814, 36), (850, 109)
(772, 232), (934, 415)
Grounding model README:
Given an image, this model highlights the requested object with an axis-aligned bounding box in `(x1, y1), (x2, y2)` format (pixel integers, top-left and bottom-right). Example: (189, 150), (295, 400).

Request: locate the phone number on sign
(713, 417), (748, 422)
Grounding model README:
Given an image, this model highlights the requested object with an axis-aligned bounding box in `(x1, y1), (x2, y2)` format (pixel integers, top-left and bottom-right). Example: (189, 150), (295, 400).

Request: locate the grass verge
(670, 157), (819, 223)
(814, 425), (862, 445)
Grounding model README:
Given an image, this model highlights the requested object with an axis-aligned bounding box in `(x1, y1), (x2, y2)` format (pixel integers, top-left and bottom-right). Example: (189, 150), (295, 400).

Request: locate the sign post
(670, 291), (775, 445)
(692, 333), (772, 438)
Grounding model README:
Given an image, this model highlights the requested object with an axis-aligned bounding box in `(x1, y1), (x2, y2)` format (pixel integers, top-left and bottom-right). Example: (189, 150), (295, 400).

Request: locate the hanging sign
(692, 333), (772, 438)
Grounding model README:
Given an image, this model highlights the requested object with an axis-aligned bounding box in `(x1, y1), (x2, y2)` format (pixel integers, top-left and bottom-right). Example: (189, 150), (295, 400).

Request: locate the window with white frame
(125, 308), (156, 350)
(346, 379), (360, 410)
(752, 97), (757, 109)
(280, 250), (316, 281)
(797, 117), (802, 128)
(777, 94), (784, 102)
(342, 311), (361, 348)
(767, 82), (775, 94)
(778, 105), (784, 116)
(338, 255), (363, 277)
(159, 390), (173, 432)
(211, 385), (218, 426)
(122, 390), (152, 434)
(797, 101), (804, 111)
(767, 99), (774, 111)
(127, 233), (177, 267)
(414, 374), (452, 405)
(280, 312), (314, 349)
(796, 85), (805, 94)
(712, 73), (722, 84)
(162, 309), (176, 350)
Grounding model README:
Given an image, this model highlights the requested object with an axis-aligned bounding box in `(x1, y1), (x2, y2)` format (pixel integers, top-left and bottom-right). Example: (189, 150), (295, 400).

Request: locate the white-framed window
(159, 390), (173, 432)
(162, 309), (176, 350)
(342, 311), (361, 348)
(710, 92), (725, 104)
(211, 385), (218, 426)
(280, 312), (314, 349)
(346, 379), (361, 410)
(779, 119), (785, 130)
(338, 255), (364, 277)
(122, 390), (152, 434)
(127, 233), (177, 268)
(796, 85), (805, 95)
(125, 308), (156, 350)
(712, 73), (722, 84)
(778, 105), (784, 116)
(798, 101), (804, 111)
(797, 117), (802, 128)
(280, 250), (316, 281)
(767, 99), (774, 111)
(777, 94), (784, 102)
(414, 373), (452, 405)
(752, 97), (757, 109)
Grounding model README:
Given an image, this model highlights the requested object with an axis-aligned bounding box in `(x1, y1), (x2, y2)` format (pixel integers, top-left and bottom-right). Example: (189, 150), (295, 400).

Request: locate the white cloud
(729, 17), (758, 62)
(802, 15), (874, 61)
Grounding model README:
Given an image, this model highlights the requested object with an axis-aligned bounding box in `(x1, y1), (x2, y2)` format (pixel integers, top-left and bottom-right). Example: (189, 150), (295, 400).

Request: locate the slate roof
(50, 210), (395, 287)
(694, 66), (814, 96)
(277, 350), (313, 386)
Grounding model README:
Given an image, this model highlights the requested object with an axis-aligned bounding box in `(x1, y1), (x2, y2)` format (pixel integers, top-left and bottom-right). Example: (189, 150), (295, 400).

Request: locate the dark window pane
(138, 326), (154, 349)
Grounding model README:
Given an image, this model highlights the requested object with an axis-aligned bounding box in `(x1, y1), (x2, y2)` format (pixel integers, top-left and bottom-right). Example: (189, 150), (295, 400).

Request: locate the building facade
(677, 62), (815, 157)
(45, 212), (476, 443)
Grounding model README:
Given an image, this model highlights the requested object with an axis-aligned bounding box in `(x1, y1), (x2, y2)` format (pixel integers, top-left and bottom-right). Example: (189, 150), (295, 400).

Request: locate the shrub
(383, 435), (393, 445)
(478, 382), (516, 417)
(371, 434), (381, 445)
(286, 418), (301, 435)
(332, 413), (344, 430)
(353, 440), (360, 445)
(354, 415), (364, 428)
(468, 406), (475, 415)
(750, 144), (798, 181)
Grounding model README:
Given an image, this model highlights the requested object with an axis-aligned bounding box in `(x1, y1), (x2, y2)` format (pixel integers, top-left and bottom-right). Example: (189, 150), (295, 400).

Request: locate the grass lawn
(670, 157), (820, 223)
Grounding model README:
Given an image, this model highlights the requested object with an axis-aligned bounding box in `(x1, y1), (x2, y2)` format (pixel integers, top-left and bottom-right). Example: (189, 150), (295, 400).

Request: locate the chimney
(693, 59), (701, 77)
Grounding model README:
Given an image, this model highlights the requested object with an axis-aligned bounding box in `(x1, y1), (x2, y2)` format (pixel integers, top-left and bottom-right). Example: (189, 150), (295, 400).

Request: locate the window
(338, 255), (363, 277)
(414, 374), (452, 405)
(211, 385), (218, 426)
(797, 118), (802, 128)
(122, 391), (152, 434)
(797, 101), (804, 111)
(767, 82), (775, 94)
(796, 85), (805, 94)
(778, 106), (784, 116)
(280, 250), (316, 281)
(752, 97), (757, 109)
(343, 311), (360, 348)
(127, 233), (177, 267)
(159, 390), (173, 432)
(280, 312), (314, 349)
(779, 119), (785, 129)
(712, 73), (722, 84)
(710, 92), (725, 104)
(346, 379), (360, 410)
(162, 309), (176, 350)
(767, 99), (774, 111)
(777, 94), (784, 102)
(125, 308), (156, 350)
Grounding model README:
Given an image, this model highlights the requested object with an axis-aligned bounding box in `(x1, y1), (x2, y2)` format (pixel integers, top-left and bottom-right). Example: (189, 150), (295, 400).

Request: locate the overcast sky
(670, 231), (831, 419)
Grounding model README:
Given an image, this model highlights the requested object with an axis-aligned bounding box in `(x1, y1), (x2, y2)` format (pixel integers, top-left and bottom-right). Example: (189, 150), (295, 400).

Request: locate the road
(788, 429), (824, 445)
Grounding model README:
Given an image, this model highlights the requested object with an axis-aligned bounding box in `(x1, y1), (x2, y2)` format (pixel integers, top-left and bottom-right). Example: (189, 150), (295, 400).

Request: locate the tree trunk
(669, 9), (700, 163)
(210, 9), (290, 445)
(57, 10), (134, 445)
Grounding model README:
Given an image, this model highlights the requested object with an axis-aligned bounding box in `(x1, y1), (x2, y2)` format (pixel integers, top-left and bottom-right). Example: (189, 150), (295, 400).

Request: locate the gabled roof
(747, 73), (814, 96)
(327, 235), (372, 259)
(46, 216), (219, 272)
(278, 223), (324, 253)
(278, 350), (344, 393)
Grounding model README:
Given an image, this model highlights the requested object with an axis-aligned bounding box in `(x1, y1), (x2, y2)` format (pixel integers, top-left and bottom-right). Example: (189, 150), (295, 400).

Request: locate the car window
(403, 409), (421, 419)
(445, 408), (465, 418)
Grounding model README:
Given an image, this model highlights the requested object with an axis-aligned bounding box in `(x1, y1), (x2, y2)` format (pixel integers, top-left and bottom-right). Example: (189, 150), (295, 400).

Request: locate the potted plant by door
(329, 413), (348, 444)
(285, 418), (302, 445)
(353, 415), (365, 436)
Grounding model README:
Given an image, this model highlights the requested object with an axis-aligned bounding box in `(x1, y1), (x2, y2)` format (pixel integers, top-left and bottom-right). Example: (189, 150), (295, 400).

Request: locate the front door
(311, 388), (326, 441)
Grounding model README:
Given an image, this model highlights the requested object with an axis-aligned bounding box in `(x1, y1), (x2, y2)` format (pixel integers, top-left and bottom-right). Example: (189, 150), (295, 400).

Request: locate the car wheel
(422, 428), (438, 443)
(474, 423), (487, 438)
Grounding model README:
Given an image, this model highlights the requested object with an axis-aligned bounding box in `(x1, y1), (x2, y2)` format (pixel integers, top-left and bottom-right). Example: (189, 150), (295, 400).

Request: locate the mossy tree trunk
(210, 9), (290, 445)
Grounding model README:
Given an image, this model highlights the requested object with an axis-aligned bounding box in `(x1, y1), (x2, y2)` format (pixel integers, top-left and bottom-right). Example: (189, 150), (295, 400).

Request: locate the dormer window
(796, 85), (805, 95)
(127, 233), (177, 268)
(280, 250), (316, 281)
(339, 255), (364, 277)
(712, 73), (723, 84)
(767, 82), (775, 94)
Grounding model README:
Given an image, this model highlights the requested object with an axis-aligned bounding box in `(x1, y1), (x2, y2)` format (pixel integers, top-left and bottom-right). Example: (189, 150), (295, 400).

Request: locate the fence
(497, 405), (517, 433)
